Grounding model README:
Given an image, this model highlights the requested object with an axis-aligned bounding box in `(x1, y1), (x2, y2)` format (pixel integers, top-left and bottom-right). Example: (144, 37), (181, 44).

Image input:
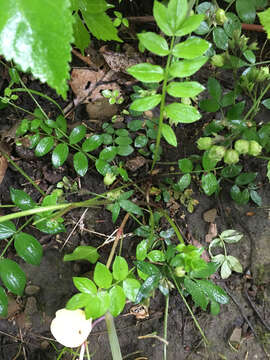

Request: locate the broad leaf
(220, 230), (243, 244)
(147, 250), (166, 262)
(69, 125), (87, 145)
(10, 188), (36, 210)
(0, 0), (73, 97)
(201, 173), (218, 196)
(153, 0), (173, 36)
(85, 291), (110, 319)
(35, 137), (54, 157)
(0, 287), (8, 317)
(123, 278), (141, 302)
(227, 255), (243, 273)
(173, 37), (209, 59)
(169, 56), (208, 77)
(207, 78), (222, 102)
(0, 221), (16, 240)
(178, 158), (193, 173)
(66, 293), (91, 310)
(135, 261), (161, 276)
(109, 285), (126, 317)
(138, 32), (169, 56)
(165, 103), (201, 124)
(95, 159), (112, 176)
(161, 123), (177, 147)
(176, 173), (191, 191)
(130, 95), (162, 112)
(99, 146), (118, 162)
(73, 277), (97, 295)
(197, 279), (229, 304)
(221, 260), (232, 279)
(94, 262), (112, 289)
(52, 143), (69, 168)
(184, 277), (208, 310)
(213, 27), (228, 50)
(236, 0), (256, 23)
(14, 232), (43, 265)
(63, 246), (99, 263)
(259, 8), (270, 38)
(72, 12), (90, 54)
(112, 256), (129, 281)
(0, 259), (26, 296)
(175, 14), (205, 36)
(167, 81), (205, 98)
(167, 0), (188, 33)
(73, 152), (88, 176)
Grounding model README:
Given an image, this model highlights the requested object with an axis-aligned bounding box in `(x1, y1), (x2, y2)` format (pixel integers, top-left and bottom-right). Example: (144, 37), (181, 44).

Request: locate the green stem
(105, 312), (123, 360)
(160, 210), (184, 244)
(244, 82), (270, 122)
(1, 150), (46, 196)
(0, 96), (37, 117)
(163, 294), (169, 360)
(151, 36), (175, 171)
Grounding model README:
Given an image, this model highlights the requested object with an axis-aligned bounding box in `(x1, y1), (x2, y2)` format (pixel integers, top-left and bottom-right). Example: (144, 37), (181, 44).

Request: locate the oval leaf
(94, 262), (112, 289)
(10, 188), (36, 210)
(169, 56), (208, 78)
(73, 277), (97, 295)
(73, 152), (88, 176)
(109, 285), (126, 317)
(35, 136), (54, 157)
(138, 32), (169, 56)
(52, 143), (69, 167)
(0, 286), (8, 317)
(69, 125), (87, 145)
(130, 95), (162, 112)
(0, 259), (26, 296)
(123, 278), (141, 302)
(167, 81), (205, 98)
(202, 173), (218, 196)
(127, 63), (164, 83)
(173, 37), (209, 59)
(165, 103), (201, 124)
(14, 232), (43, 265)
(161, 123), (177, 147)
(0, 221), (16, 240)
(112, 256), (129, 281)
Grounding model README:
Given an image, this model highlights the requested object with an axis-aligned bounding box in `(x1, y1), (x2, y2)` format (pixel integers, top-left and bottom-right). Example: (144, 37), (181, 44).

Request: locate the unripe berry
(234, 139), (249, 155)
(197, 137), (213, 150)
(248, 140), (262, 156)
(224, 149), (239, 164)
(215, 8), (227, 25)
(208, 145), (226, 162)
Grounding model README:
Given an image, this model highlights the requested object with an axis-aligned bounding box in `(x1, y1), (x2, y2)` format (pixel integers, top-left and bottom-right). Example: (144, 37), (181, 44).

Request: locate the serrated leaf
(130, 95), (162, 112)
(14, 232), (43, 265)
(94, 262), (112, 289)
(123, 278), (141, 302)
(69, 125), (87, 145)
(0, 287), (8, 317)
(184, 277), (208, 310)
(72, 12), (90, 54)
(52, 143), (69, 168)
(175, 14), (205, 36)
(165, 103), (201, 124)
(63, 245), (99, 264)
(221, 260), (232, 279)
(236, 0), (256, 23)
(196, 279), (229, 304)
(73, 152), (88, 176)
(161, 123), (177, 147)
(0, 259), (26, 296)
(169, 56), (208, 78)
(0, 221), (16, 240)
(0, 0), (73, 97)
(201, 173), (218, 196)
(112, 256), (129, 281)
(127, 63), (164, 83)
(109, 285), (126, 317)
(259, 8), (270, 38)
(167, 81), (205, 98)
(119, 200), (143, 216)
(73, 277), (97, 295)
(138, 32), (169, 56)
(173, 37), (209, 59)
(35, 137), (54, 157)
(10, 188), (36, 210)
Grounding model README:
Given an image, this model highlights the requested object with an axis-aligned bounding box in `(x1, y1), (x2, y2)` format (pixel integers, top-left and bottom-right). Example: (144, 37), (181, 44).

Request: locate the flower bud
(234, 139), (249, 154)
(224, 149), (239, 164)
(104, 172), (116, 186)
(248, 140), (262, 156)
(208, 145), (226, 162)
(197, 137), (213, 150)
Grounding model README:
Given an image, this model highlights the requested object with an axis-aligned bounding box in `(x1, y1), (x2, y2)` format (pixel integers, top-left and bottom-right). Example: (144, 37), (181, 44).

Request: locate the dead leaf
(126, 156), (146, 172)
(203, 208), (217, 223)
(205, 223), (218, 243)
(0, 155), (7, 185)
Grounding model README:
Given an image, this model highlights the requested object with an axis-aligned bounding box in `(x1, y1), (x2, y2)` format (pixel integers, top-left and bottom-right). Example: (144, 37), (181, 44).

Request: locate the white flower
(50, 309), (92, 348)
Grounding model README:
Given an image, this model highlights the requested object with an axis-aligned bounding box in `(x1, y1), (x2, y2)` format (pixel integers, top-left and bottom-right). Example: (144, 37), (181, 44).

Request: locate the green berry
(208, 145), (226, 162)
(211, 54), (225, 67)
(104, 173), (116, 186)
(248, 140), (262, 156)
(197, 137), (213, 150)
(215, 8), (227, 25)
(224, 149), (239, 164)
(175, 266), (186, 277)
(234, 139), (249, 155)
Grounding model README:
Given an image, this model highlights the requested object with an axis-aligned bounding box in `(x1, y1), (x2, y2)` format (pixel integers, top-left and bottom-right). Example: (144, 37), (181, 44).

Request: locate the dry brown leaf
(203, 208), (217, 223)
(126, 156), (146, 172)
(0, 155), (8, 185)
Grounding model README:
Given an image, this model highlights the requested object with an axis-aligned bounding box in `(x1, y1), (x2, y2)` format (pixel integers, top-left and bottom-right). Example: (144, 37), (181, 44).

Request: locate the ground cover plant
(0, 0), (270, 359)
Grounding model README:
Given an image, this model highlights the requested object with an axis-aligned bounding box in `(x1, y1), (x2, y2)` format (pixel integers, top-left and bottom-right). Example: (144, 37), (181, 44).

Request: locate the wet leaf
(0, 286), (8, 317)
(0, 259), (26, 296)
(213, 27), (228, 50)
(201, 173), (218, 196)
(184, 277), (208, 310)
(14, 232), (43, 265)
(135, 273), (161, 303)
(250, 190), (262, 206)
(236, 0), (256, 23)
(123, 278), (141, 302)
(95, 159), (112, 176)
(196, 279), (229, 304)
(136, 240), (148, 261)
(135, 261), (161, 276)
(69, 125), (87, 145)
(99, 146), (117, 162)
(176, 173), (191, 191)
(147, 250), (166, 262)
(82, 135), (103, 152)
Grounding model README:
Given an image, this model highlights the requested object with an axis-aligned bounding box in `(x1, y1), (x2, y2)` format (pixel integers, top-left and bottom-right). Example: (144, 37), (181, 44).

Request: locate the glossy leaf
(135, 261), (161, 276)
(173, 37), (209, 59)
(10, 188), (36, 210)
(109, 285), (126, 317)
(107, 202), (120, 223)
(167, 0), (188, 33)
(82, 135), (103, 152)
(0, 259), (26, 296)
(69, 125), (86, 145)
(0, 287), (8, 317)
(14, 232), (43, 265)
(135, 273), (161, 303)
(0, 221), (16, 240)
(184, 277), (208, 310)
(94, 262), (112, 289)
(169, 56), (208, 77)
(165, 103), (201, 124)
(221, 164), (242, 178)
(117, 145), (134, 156)
(224, 12), (241, 37)
(95, 159), (111, 176)
(66, 293), (91, 310)
(153, 0), (173, 36)
(73, 152), (88, 176)
(147, 250), (165, 262)
(235, 172), (257, 186)
(175, 14), (205, 36)
(201, 173), (218, 196)
(176, 173), (191, 191)
(119, 199), (143, 216)
(63, 246), (99, 264)
(230, 185), (250, 204)
(35, 136), (54, 157)
(236, 0), (256, 23)
(250, 190), (262, 206)
(162, 123), (177, 147)
(178, 158), (193, 173)
(99, 146), (117, 162)
(135, 135), (148, 148)
(136, 240), (148, 261)
(85, 291), (110, 319)
(0, 0), (73, 97)
(167, 81), (205, 98)
(73, 277), (97, 295)
(112, 256), (129, 281)
(130, 95), (162, 112)
(213, 27), (228, 50)
(138, 32), (169, 56)
(123, 278), (141, 302)
(127, 63), (164, 83)
(52, 143), (69, 168)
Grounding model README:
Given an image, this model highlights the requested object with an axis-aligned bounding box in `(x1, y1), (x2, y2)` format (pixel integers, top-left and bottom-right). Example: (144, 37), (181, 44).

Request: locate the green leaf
(10, 188), (36, 210)
(99, 146), (117, 162)
(69, 125), (87, 145)
(224, 12), (241, 37)
(66, 293), (91, 310)
(221, 164), (242, 178)
(250, 190), (262, 206)
(117, 145), (134, 156)
(0, 287), (8, 317)
(167, 0), (188, 33)
(178, 158), (193, 173)
(173, 37), (209, 59)
(207, 78), (222, 102)
(243, 50), (256, 64)
(184, 277), (208, 310)
(115, 136), (132, 146)
(135, 261), (161, 276)
(0, 0), (73, 97)
(109, 285), (126, 317)
(213, 27), (228, 50)
(210, 300), (220, 315)
(82, 135), (103, 152)
(94, 262), (112, 289)
(35, 136), (54, 157)
(0, 259), (26, 296)
(136, 240), (148, 261)
(162, 123), (177, 147)
(165, 103), (201, 124)
(85, 291), (110, 319)
(259, 8), (270, 38)
(230, 185), (250, 204)
(267, 161), (270, 182)
(147, 250), (166, 262)
(73, 277), (97, 295)
(135, 135), (148, 148)
(52, 143), (69, 168)
(220, 230), (243, 244)
(235, 172), (257, 185)
(79, 0), (112, 14)
(0, 221), (16, 240)
(201, 173), (218, 196)
(123, 279), (141, 302)
(135, 274), (161, 303)
(82, 11), (122, 42)
(14, 232), (43, 265)
(220, 260), (232, 279)
(202, 150), (218, 171)
(169, 56), (208, 77)
(138, 32), (169, 56)
(73, 151), (88, 176)
(199, 98), (220, 112)
(236, 0), (256, 23)
(176, 173), (191, 191)
(107, 202), (120, 223)
(196, 279), (229, 304)
(113, 256), (129, 281)
(127, 63), (164, 83)
(175, 14), (205, 36)
(119, 199), (143, 216)
(95, 159), (111, 176)
(63, 246), (99, 264)
(130, 95), (162, 112)
(167, 81), (205, 98)
(153, 0), (173, 36)
(34, 217), (65, 235)
(190, 262), (218, 279)
(72, 12), (90, 54)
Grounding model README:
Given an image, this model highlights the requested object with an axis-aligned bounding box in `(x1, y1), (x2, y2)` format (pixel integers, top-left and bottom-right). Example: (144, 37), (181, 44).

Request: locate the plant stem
(244, 82), (270, 121)
(163, 294), (169, 360)
(105, 312), (123, 360)
(160, 210), (184, 244)
(151, 36), (175, 171)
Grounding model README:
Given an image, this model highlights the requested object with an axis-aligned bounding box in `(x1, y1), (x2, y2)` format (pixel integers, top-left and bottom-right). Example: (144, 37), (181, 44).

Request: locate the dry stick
(71, 48), (99, 69)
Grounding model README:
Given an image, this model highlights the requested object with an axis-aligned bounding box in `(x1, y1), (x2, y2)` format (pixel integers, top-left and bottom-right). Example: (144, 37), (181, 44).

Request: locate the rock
(203, 208), (217, 223)
(25, 285), (40, 296)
